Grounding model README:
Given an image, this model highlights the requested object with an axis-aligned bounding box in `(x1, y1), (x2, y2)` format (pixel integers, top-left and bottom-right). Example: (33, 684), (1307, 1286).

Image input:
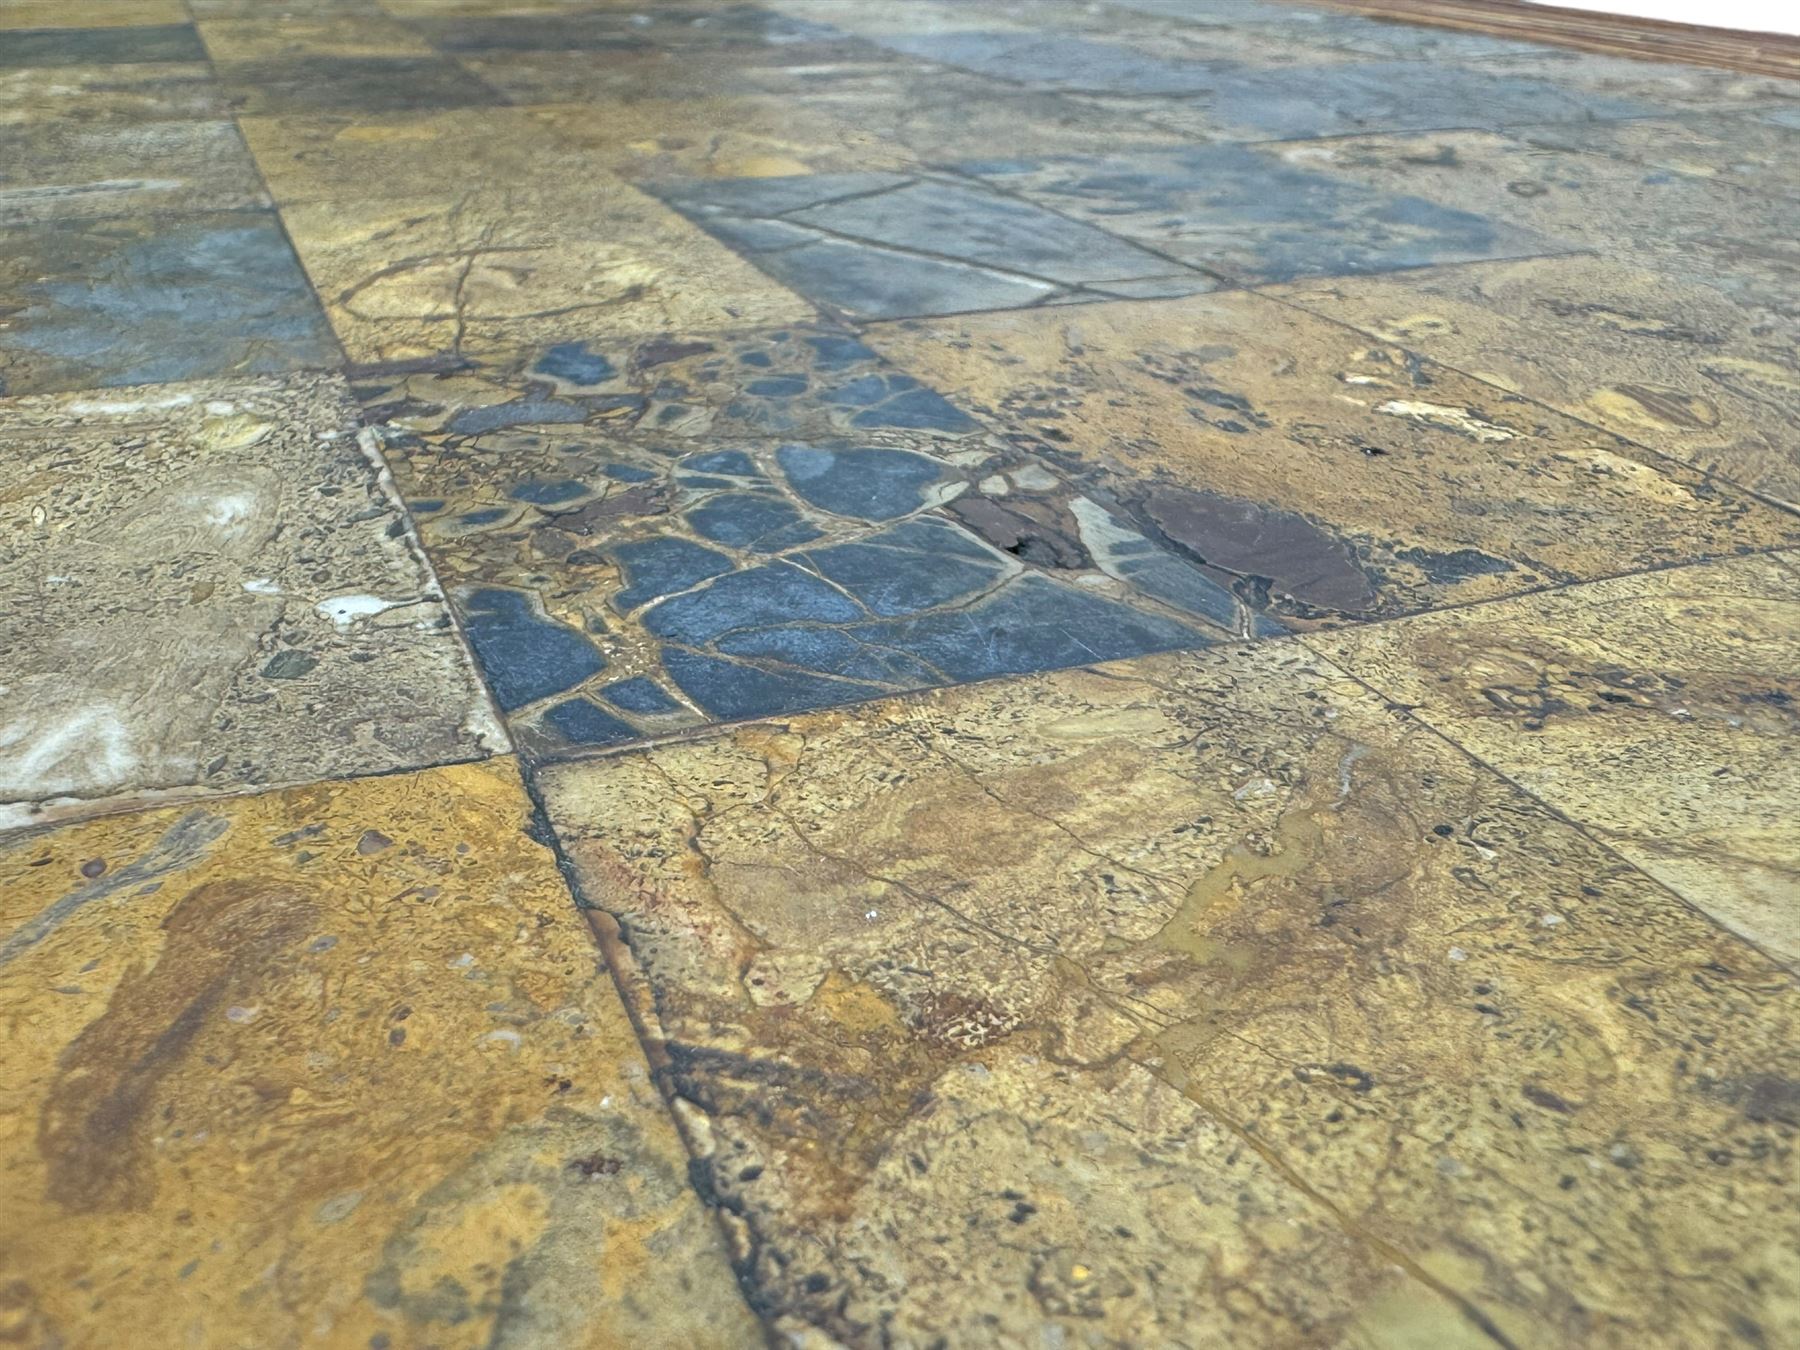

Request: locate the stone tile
(1515, 110), (1800, 202)
(214, 56), (505, 116)
(849, 29), (1654, 134)
(0, 375), (501, 832)
(0, 757), (762, 1348)
(862, 291), (1800, 624)
(1471, 48), (1800, 113)
(0, 23), (206, 67)
(1112, 0), (1570, 61)
(953, 142), (1565, 285)
(453, 26), (904, 105)
(651, 171), (1215, 319)
(406, 4), (833, 53)
(1308, 554), (1800, 968)
(534, 69), (1198, 178)
(189, 0), (381, 12)
(1271, 256), (1800, 509)
(0, 62), (225, 127)
(1267, 129), (1788, 258)
(0, 119), (268, 227)
(537, 638), (1800, 1347)
(196, 14), (439, 62)
(236, 107), (604, 207)
(352, 324), (993, 447)
(0, 0), (188, 25)
(366, 336), (1258, 751)
(277, 181), (815, 366)
(0, 212), (338, 396)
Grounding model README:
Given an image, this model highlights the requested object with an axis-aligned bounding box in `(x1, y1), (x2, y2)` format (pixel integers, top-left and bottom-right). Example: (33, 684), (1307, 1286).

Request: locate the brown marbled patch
(1272, 254), (1800, 508)
(864, 290), (1800, 623)
(1308, 550), (1800, 967)
(538, 639), (1800, 1347)
(0, 758), (760, 1347)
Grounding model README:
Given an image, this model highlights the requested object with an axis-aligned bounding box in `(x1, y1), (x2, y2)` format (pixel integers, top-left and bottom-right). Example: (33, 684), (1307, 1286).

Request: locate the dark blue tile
(613, 537), (735, 610)
(642, 563), (865, 644)
(460, 588), (607, 712)
(601, 677), (682, 715)
(544, 698), (640, 746)
(687, 493), (823, 552)
(0, 25), (205, 68)
(662, 649), (886, 722)
(776, 445), (946, 521)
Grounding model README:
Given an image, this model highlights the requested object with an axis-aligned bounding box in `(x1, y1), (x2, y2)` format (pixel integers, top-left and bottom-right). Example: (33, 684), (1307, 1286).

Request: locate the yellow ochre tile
(0, 757), (760, 1348)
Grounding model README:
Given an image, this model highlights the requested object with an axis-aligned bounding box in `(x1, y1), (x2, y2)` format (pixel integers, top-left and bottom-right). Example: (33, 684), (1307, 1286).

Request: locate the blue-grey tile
(649, 172), (1214, 318)
(0, 25), (205, 68)
(378, 420), (1261, 757)
(956, 143), (1563, 283)
(0, 211), (338, 395)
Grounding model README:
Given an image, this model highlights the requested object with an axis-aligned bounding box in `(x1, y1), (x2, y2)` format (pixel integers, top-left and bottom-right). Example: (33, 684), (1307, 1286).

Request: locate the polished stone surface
(277, 182), (814, 366)
(0, 758), (760, 1347)
(359, 330), (1267, 752)
(4, 0), (1799, 1343)
(864, 291), (1800, 623)
(1309, 552), (1800, 966)
(0, 119), (268, 226)
(0, 212), (338, 395)
(652, 170), (1216, 318)
(950, 142), (1565, 284)
(0, 376), (500, 831)
(1273, 256), (1800, 508)
(539, 639), (1800, 1347)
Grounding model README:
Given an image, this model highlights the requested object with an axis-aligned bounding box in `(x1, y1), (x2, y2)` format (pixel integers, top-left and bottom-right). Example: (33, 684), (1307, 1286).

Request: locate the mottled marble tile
(0, 757), (761, 1347)
(953, 142), (1564, 285)
(0, 119), (268, 226)
(530, 69), (1197, 179)
(0, 62), (225, 127)
(0, 0), (188, 25)
(651, 171), (1215, 319)
(1268, 129), (1789, 258)
(368, 359), (1256, 750)
(538, 638), (1800, 1348)
(1112, 0), (1570, 61)
(863, 291), (1800, 624)
(1515, 110), (1800, 202)
(844, 26), (1653, 135)
(196, 14), (439, 62)
(214, 55), (504, 116)
(354, 324), (992, 447)
(0, 23), (205, 67)
(1309, 553), (1800, 968)
(277, 181), (814, 366)
(0, 376), (501, 832)
(1471, 48), (1800, 113)
(1271, 256), (1800, 509)
(452, 24), (904, 105)
(0, 211), (338, 396)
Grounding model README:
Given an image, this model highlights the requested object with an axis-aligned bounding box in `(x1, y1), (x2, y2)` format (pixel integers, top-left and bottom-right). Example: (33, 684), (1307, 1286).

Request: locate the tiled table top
(2, 0), (1797, 1345)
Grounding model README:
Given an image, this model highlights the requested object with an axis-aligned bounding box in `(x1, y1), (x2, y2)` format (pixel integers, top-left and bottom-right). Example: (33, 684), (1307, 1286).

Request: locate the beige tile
(196, 15), (437, 62)
(0, 376), (501, 831)
(538, 639), (1800, 1348)
(863, 291), (1800, 624)
(0, 0), (188, 27)
(1308, 552), (1800, 967)
(1272, 255), (1800, 509)
(0, 757), (761, 1348)
(280, 181), (814, 365)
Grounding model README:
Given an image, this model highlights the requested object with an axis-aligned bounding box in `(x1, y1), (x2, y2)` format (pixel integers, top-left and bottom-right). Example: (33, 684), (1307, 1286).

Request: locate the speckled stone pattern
(1, 0), (1797, 1345)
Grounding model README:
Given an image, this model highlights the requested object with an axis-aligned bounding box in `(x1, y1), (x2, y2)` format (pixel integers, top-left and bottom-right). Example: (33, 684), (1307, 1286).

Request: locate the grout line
(1293, 631), (1800, 980)
(1254, 278), (1800, 522)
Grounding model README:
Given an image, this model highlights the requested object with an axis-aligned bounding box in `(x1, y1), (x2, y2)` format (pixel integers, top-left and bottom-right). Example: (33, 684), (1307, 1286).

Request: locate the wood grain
(1308, 0), (1800, 78)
